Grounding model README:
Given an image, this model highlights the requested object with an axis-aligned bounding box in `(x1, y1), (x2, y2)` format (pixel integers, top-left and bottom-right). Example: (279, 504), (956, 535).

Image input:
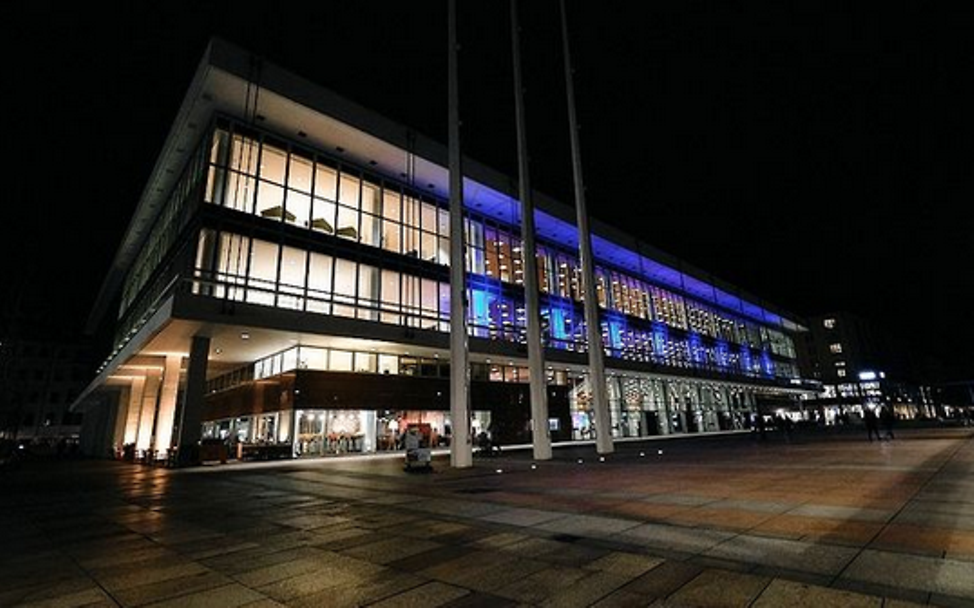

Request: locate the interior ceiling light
(240, 332), (250, 340)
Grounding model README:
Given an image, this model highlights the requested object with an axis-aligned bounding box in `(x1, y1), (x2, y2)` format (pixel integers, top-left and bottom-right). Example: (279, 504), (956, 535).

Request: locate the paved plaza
(2, 427), (973, 607)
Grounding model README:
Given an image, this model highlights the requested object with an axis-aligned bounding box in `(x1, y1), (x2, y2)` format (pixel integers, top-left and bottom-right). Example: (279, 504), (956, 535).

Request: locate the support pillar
(112, 385), (131, 454)
(659, 381), (672, 434)
(278, 408), (293, 444)
(678, 383), (689, 434)
(135, 371), (161, 457)
(153, 354), (182, 460)
(123, 376), (145, 446)
(177, 335), (210, 466)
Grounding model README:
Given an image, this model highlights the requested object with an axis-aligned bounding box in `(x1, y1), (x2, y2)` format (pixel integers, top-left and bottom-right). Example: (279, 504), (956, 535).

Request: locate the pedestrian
(864, 407), (881, 442)
(776, 413), (793, 443)
(880, 406), (896, 440)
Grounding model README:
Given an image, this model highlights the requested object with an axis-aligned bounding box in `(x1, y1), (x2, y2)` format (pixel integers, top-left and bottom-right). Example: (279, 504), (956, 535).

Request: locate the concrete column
(659, 380), (672, 434)
(112, 385), (131, 453)
(721, 386), (733, 429)
(701, 385), (717, 431)
(123, 376), (145, 446)
(135, 371), (161, 456)
(278, 408), (292, 443)
(177, 335), (210, 466)
(676, 384), (699, 433)
(153, 354), (182, 459)
(290, 409), (299, 456)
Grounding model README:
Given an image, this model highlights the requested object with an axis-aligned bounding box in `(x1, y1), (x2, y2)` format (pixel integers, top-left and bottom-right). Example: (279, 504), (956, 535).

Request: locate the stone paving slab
(787, 503), (893, 523)
(537, 571), (633, 608)
(666, 569), (771, 607)
(2, 428), (973, 607)
(702, 534), (860, 575)
(286, 570), (425, 608)
(0, 576), (108, 607)
(535, 513), (643, 537)
(479, 506), (568, 527)
(141, 582), (268, 608)
(494, 565), (592, 604)
(113, 569), (235, 606)
(751, 578), (882, 608)
(366, 580), (470, 607)
(839, 548), (974, 602)
(616, 521), (737, 555)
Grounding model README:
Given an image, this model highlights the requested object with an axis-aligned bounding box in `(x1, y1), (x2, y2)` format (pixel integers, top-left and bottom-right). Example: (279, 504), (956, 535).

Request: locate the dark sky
(3, 2), (973, 378)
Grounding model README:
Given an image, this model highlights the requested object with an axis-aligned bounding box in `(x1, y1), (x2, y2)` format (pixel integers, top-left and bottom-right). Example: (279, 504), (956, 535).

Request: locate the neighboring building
(0, 337), (91, 444)
(934, 381), (974, 420)
(801, 312), (935, 422)
(73, 39), (816, 463)
(1, 290), (93, 445)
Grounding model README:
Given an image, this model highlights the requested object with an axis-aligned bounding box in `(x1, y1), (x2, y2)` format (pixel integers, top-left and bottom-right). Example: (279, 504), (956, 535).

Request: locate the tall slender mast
(511, 0), (552, 460)
(559, 0), (613, 454)
(448, 0), (472, 467)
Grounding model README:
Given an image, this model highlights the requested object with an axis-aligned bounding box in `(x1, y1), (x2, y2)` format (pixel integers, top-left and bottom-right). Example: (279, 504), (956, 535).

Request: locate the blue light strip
(525, 207), (788, 328)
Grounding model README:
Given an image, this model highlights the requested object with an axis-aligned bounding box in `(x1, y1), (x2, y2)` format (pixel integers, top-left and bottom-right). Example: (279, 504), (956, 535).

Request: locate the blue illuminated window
(761, 351), (775, 377)
(715, 340), (730, 369)
(741, 346), (753, 375)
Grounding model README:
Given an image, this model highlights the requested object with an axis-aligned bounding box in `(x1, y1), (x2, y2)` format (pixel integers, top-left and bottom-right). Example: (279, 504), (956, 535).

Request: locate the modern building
(800, 311), (935, 422)
(73, 39), (816, 464)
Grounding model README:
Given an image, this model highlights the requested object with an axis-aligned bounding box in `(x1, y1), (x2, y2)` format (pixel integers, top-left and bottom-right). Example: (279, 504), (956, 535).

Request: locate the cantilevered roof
(87, 37), (806, 335)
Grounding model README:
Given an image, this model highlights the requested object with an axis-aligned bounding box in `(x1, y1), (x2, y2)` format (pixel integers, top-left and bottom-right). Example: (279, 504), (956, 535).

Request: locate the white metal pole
(511, 0), (552, 460)
(448, 0), (472, 467)
(560, 0), (613, 454)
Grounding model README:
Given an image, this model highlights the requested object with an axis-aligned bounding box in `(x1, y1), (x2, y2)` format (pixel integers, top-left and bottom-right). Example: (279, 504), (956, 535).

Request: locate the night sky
(3, 2), (972, 378)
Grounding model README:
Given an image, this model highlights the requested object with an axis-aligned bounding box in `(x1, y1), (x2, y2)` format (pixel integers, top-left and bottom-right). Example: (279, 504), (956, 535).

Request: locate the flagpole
(511, 0), (552, 460)
(448, 0), (472, 467)
(559, 0), (613, 454)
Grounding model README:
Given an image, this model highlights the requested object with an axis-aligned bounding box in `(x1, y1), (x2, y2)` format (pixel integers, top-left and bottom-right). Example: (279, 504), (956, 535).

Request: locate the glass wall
(206, 126), (450, 262)
(567, 374), (758, 441)
(198, 122), (799, 380)
(197, 230), (450, 332)
(208, 345), (560, 395)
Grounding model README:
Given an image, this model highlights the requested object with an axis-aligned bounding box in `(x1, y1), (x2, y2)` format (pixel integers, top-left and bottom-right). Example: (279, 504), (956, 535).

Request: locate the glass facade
(95, 46), (817, 465)
(195, 230), (451, 331)
(201, 340), (763, 450)
(106, 115), (807, 458)
(183, 120), (800, 381)
(97, 104), (819, 467)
